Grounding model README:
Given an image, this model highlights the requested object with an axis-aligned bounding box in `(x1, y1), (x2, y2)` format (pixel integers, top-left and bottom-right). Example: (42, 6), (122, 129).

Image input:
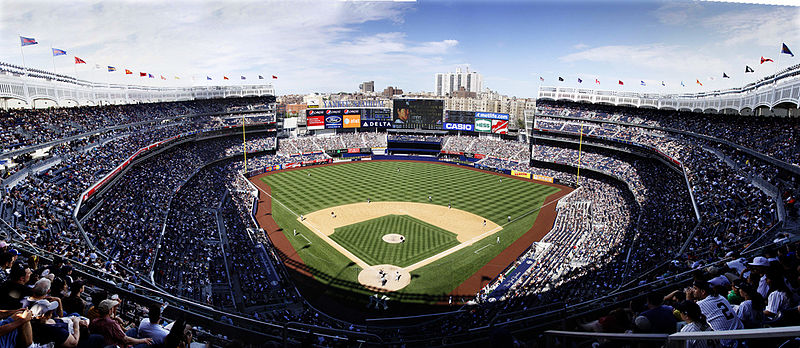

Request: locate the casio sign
(444, 123), (474, 131)
(326, 116), (342, 123)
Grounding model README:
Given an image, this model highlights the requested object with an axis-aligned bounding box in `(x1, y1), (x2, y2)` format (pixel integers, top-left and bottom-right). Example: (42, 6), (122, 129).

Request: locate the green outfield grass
(330, 214), (460, 267)
(261, 161), (561, 299)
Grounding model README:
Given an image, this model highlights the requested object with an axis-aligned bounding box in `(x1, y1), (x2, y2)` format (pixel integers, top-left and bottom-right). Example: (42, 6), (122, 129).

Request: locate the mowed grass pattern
(262, 161), (558, 223)
(261, 161), (561, 297)
(330, 215), (460, 267)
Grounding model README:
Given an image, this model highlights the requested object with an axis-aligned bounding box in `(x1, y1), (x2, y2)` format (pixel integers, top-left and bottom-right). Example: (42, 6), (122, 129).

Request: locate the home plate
(358, 264), (410, 292)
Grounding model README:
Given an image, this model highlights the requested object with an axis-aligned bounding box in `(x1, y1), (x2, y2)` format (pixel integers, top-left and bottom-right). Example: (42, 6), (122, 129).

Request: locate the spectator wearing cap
(0, 262), (31, 310)
(29, 299), (82, 348)
(85, 292), (107, 321)
(88, 299), (152, 347)
(138, 303), (170, 345)
(0, 306), (33, 348)
(62, 281), (86, 317)
(748, 256), (771, 297)
(688, 278), (743, 347)
(675, 300), (713, 348)
(735, 284), (765, 328)
(763, 270), (792, 321)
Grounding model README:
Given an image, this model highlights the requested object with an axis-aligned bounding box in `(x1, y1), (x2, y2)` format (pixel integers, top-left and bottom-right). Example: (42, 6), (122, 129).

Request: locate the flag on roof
(539, 76), (544, 82)
(207, 76), (212, 80)
(595, 79), (600, 84)
(618, 80), (623, 85)
(140, 72), (146, 77)
(662, 81), (665, 86)
(241, 76), (246, 80)
(681, 81), (685, 87)
(577, 78), (582, 83)
(745, 66), (754, 73)
(52, 48), (66, 56)
(175, 76), (180, 80)
(148, 73), (154, 78)
(696, 79), (703, 86)
(558, 77), (564, 82)
(761, 56), (774, 64)
(20, 36), (37, 46)
(94, 64), (101, 69)
(272, 75), (277, 79)
(74, 57), (86, 64)
(107, 66), (116, 72)
(723, 73), (730, 78)
(223, 76), (229, 80)
(161, 75), (166, 80)
(782, 43), (794, 57)
(640, 81), (646, 86)
(259, 75), (264, 79)
(125, 69), (132, 74)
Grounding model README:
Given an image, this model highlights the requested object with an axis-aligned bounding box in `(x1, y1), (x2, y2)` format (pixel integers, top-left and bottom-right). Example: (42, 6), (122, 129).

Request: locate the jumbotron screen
(392, 99), (444, 129)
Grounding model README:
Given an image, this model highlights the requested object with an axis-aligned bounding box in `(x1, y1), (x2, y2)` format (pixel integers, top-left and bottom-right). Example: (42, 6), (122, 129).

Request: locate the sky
(1, 0), (798, 98)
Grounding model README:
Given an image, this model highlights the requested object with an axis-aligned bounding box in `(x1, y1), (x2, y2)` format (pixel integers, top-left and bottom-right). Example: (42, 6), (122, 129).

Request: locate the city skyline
(1, 0), (798, 98)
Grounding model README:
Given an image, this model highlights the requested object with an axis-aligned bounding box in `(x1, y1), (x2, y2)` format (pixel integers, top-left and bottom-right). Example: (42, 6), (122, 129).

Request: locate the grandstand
(0, 3), (798, 347)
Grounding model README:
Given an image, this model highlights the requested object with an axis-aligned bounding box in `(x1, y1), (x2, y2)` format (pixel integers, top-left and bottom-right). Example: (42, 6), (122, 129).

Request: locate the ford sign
(326, 116), (341, 123)
(444, 122), (474, 131)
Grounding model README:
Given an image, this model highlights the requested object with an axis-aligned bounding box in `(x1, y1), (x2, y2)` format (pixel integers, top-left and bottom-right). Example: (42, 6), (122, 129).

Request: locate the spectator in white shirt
(764, 271), (792, 321)
(137, 303), (170, 345)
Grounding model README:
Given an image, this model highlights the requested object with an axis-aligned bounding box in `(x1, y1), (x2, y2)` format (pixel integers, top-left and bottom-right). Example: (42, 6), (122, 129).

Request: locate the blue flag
(640, 81), (646, 86)
(782, 43), (794, 57)
(20, 36), (37, 46)
(207, 76), (212, 80)
(52, 48), (66, 56)
(577, 78), (582, 83)
(681, 81), (685, 87)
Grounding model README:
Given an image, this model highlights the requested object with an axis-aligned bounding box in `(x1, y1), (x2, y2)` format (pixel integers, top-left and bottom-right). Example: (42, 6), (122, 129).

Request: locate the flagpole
(50, 45), (57, 74)
(771, 43), (783, 113)
(19, 35), (27, 77)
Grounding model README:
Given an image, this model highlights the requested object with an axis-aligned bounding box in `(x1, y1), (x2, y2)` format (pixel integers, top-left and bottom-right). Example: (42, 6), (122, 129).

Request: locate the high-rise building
(359, 81), (375, 93)
(435, 67), (482, 96)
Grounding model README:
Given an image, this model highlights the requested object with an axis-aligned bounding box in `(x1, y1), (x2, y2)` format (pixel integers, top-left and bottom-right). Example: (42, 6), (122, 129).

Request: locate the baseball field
(251, 160), (565, 301)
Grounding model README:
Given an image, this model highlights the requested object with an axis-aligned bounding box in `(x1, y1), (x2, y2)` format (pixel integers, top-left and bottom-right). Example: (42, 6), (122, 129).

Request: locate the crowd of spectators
(388, 134), (442, 143)
(0, 96), (273, 152)
(0, 244), (196, 348)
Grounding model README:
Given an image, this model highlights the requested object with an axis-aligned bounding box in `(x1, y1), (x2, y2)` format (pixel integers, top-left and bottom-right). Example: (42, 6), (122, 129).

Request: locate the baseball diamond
(254, 160), (563, 298)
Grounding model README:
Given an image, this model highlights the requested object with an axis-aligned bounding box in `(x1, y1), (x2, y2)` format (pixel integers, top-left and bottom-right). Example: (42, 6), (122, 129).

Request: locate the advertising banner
(343, 114), (361, 128)
(492, 120), (509, 134)
(475, 118), (491, 132)
(444, 122), (474, 131)
(476, 112), (510, 120)
(511, 170), (531, 179)
(474, 153), (485, 159)
(445, 110), (476, 124)
(307, 115), (325, 130)
(307, 109), (326, 117)
(324, 110), (343, 128)
(342, 109), (362, 115)
(532, 174), (554, 183)
(365, 108), (391, 120)
(361, 120), (392, 128)
(347, 148), (361, 154)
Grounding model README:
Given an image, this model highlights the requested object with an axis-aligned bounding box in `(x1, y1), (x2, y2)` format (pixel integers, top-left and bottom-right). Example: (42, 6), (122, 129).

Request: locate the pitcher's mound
(382, 233), (405, 244)
(358, 265), (410, 292)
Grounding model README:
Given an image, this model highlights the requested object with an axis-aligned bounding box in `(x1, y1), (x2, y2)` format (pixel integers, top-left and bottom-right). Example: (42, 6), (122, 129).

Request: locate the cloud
(560, 44), (727, 74)
(0, 0), (459, 93)
(652, 2), (705, 25)
(701, 6), (800, 47)
(573, 43), (588, 50)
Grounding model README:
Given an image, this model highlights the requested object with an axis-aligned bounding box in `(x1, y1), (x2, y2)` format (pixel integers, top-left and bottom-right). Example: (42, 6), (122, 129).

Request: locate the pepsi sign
(444, 122), (474, 131)
(307, 109), (325, 116)
(361, 120), (392, 128)
(325, 109), (343, 116)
